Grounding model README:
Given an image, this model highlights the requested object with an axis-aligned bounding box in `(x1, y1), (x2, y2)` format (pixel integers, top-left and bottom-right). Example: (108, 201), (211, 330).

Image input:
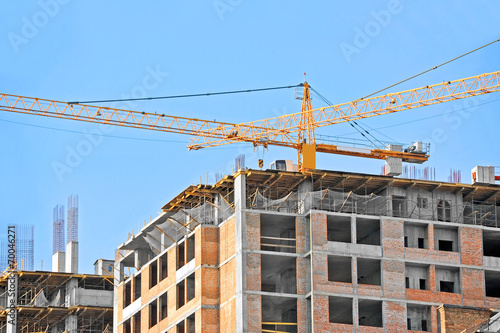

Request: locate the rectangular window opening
(124, 280), (131, 307)
(418, 237), (425, 249)
(438, 240), (453, 252)
(149, 260), (158, 288)
(149, 300), (157, 328)
(177, 242), (185, 270)
(160, 292), (168, 320)
(160, 252), (168, 280)
(187, 273), (195, 302)
(186, 235), (195, 263)
(440, 281), (455, 293)
(419, 279), (426, 290)
(177, 280), (185, 309)
(329, 296), (353, 324)
(133, 273), (141, 301)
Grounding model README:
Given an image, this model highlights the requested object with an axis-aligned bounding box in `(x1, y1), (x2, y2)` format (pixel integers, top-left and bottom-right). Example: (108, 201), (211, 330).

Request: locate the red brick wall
(246, 253), (261, 292)
(383, 301), (406, 331)
(247, 294), (262, 333)
(310, 212), (327, 251)
(246, 212), (260, 251)
(462, 268), (486, 307)
(438, 305), (491, 333)
(460, 227), (483, 266)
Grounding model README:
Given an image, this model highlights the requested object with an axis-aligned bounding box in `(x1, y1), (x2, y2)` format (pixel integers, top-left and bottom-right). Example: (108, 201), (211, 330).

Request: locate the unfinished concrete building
(0, 270), (114, 332)
(0, 240), (114, 332)
(113, 166), (500, 332)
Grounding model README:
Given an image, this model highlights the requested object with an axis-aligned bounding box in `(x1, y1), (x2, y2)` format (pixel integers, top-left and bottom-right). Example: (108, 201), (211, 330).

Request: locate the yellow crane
(1, 70), (499, 172)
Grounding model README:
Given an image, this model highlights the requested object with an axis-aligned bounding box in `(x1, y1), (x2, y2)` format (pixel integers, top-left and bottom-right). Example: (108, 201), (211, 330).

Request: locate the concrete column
(214, 194), (220, 225)
(65, 314), (78, 332)
(298, 178), (313, 213)
(52, 251), (65, 273)
(65, 277), (78, 306)
(134, 249), (149, 270)
(234, 172), (247, 333)
(65, 241), (78, 274)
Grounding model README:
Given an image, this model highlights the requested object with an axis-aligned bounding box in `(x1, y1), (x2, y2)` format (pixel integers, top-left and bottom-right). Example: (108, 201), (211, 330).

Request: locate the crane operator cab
(270, 160), (298, 172)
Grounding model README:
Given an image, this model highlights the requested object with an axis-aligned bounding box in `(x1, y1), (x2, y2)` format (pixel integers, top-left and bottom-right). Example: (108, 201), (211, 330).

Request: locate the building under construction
(0, 252), (114, 333)
(113, 165), (500, 332)
(0, 225), (34, 272)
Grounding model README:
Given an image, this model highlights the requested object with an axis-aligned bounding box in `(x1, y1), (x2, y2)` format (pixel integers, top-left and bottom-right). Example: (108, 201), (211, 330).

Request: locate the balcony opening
(260, 214), (296, 253)
(262, 296), (297, 333)
(261, 254), (296, 294)
(327, 215), (351, 243)
(329, 296), (353, 324)
(328, 255), (351, 283)
(358, 299), (383, 328)
(404, 222), (428, 249)
(485, 270), (500, 298)
(405, 264), (428, 290)
(434, 226), (458, 252)
(407, 304), (430, 331)
(483, 230), (500, 257)
(149, 261), (158, 289)
(149, 299), (157, 328)
(160, 252), (168, 280)
(160, 292), (168, 320)
(436, 266), (460, 293)
(356, 217), (380, 246)
(357, 258), (381, 286)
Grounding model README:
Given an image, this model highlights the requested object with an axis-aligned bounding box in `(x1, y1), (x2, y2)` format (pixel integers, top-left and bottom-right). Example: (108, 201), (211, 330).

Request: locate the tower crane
(0, 70), (499, 172)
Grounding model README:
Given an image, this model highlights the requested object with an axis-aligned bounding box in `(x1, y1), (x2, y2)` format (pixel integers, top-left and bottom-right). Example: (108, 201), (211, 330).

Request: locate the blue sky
(1, 1), (499, 273)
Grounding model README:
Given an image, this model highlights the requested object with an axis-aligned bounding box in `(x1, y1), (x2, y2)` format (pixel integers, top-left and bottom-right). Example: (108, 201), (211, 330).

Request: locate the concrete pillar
(298, 178), (313, 213)
(65, 314), (78, 332)
(52, 251), (65, 273)
(65, 277), (78, 306)
(134, 249), (149, 270)
(234, 172), (247, 333)
(65, 241), (78, 274)
(214, 194), (220, 225)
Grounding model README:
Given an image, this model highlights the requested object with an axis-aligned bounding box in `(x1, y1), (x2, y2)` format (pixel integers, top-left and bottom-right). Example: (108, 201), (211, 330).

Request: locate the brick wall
(438, 305), (491, 333)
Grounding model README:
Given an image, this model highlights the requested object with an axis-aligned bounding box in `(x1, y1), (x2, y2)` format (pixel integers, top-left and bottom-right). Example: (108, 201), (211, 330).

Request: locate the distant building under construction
(114, 165), (500, 332)
(0, 225), (34, 272)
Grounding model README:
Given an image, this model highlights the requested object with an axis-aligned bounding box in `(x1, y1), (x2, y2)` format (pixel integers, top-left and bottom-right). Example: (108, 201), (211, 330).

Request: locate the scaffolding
(53, 204), (65, 254)
(0, 271), (113, 333)
(67, 194), (79, 243)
